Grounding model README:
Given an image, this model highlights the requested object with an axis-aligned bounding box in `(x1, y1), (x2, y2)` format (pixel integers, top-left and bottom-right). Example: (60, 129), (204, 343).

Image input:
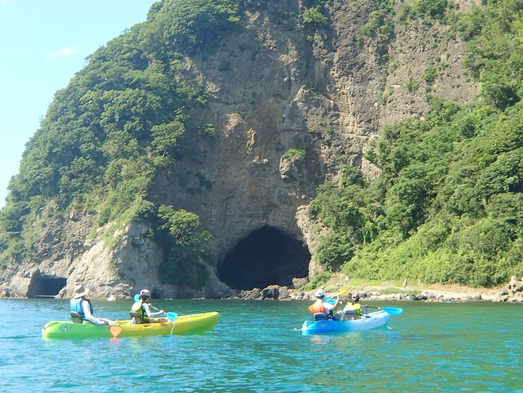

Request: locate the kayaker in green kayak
(70, 285), (117, 326)
(130, 289), (168, 323)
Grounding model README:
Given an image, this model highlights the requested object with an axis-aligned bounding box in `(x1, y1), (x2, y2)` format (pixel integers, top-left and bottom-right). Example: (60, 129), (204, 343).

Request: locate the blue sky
(0, 0), (157, 208)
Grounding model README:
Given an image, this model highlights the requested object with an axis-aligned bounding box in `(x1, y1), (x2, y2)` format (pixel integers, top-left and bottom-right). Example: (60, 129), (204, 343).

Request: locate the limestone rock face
(156, 0), (477, 285)
(0, 0), (479, 298)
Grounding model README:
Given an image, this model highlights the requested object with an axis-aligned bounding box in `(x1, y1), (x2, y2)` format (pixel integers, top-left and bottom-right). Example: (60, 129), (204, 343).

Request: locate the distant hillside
(1, 0), (522, 299)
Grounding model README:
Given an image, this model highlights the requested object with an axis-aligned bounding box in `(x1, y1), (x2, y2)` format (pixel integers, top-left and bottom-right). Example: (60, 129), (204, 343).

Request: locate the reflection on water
(1, 299), (523, 392)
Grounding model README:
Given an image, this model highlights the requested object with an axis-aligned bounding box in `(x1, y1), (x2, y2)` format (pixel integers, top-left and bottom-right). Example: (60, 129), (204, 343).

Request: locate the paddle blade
(166, 312), (177, 322)
(325, 288), (348, 304)
(109, 325), (123, 341)
(338, 287), (349, 297)
(382, 307), (403, 316)
(109, 325), (123, 337)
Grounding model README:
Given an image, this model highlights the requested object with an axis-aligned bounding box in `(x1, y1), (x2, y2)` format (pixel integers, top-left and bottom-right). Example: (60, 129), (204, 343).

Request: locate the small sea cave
(27, 272), (67, 298)
(217, 226), (310, 290)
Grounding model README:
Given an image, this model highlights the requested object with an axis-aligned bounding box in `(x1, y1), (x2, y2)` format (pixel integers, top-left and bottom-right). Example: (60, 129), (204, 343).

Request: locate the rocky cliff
(0, 0), (480, 299)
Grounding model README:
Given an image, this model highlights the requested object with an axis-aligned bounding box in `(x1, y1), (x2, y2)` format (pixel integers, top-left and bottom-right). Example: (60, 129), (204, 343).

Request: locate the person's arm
(143, 303), (165, 318)
(81, 300), (104, 325)
(324, 300), (337, 312)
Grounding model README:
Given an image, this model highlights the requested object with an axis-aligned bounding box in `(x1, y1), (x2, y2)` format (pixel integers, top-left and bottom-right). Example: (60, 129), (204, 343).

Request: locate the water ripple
(2, 299), (523, 392)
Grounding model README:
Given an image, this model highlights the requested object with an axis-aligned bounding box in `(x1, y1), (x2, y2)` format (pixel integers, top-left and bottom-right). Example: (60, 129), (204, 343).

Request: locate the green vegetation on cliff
(309, 0), (523, 287)
(0, 0), (241, 286)
(2, 0), (523, 291)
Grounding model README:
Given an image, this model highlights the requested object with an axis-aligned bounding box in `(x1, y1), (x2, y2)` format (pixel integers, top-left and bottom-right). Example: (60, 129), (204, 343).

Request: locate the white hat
(315, 289), (325, 298)
(73, 285), (89, 298)
(140, 289), (151, 297)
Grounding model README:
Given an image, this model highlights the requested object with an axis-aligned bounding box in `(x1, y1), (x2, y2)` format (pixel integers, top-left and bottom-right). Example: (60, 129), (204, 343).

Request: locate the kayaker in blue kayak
(309, 289), (339, 319)
(70, 285), (117, 326)
(338, 292), (371, 320)
(131, 289), (168, 323)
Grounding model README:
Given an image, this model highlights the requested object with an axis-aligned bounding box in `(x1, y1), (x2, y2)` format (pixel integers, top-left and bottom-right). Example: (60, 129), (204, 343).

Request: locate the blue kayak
(302, 308), (401, 335)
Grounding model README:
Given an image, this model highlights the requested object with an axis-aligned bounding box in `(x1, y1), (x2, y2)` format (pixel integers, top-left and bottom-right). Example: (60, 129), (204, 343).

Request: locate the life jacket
(131, 300), (150, 323)
(344, 302), (362, 317)
(70, 297), (93, 319)
(309, 300), (329, 315)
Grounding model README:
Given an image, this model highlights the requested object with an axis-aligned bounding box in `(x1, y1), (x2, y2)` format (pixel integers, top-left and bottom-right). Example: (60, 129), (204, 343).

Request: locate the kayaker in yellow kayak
(130, 289), (168, 323)
(70, 285), (117, 326)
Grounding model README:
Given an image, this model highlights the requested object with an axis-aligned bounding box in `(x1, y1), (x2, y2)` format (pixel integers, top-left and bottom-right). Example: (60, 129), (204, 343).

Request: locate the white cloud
(46, 47), (74, 59)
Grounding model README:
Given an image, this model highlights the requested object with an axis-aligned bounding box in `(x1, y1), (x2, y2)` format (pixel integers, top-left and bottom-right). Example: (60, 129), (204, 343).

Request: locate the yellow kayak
(42, 311), (220, 339)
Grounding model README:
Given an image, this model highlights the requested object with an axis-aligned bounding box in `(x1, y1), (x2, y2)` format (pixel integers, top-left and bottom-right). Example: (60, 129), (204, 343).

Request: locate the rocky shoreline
(228, 285), (489, 302)
(228, 276), (523, 303)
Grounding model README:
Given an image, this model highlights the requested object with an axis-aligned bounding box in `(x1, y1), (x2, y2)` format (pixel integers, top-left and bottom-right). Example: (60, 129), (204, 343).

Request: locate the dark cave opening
(217, 226), (310, 290)
(27, 274), (67, 298)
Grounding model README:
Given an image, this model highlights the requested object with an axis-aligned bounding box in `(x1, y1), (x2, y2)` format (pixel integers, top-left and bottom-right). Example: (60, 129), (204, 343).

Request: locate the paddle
(367, 306), (403, 315)
(166, 312), (177, 322)
(308, 288), (349, 312)
(337, 287), (349, 297)
(109, 325), (123, 341)
(325, 287), (349, 304)
(382, 307), (403, 315)
(166, 312), (178, 334)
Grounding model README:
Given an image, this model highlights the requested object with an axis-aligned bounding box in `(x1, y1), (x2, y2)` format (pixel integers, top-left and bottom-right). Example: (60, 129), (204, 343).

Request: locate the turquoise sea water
(2, 298), (523, 392)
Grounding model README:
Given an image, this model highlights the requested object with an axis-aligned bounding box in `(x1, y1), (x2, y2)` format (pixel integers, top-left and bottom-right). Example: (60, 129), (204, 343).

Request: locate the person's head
(352, 292), (360, 303)
(140, 288), (151, 301)
(315, 289), (325, 299)
(73, 285), (89, 299)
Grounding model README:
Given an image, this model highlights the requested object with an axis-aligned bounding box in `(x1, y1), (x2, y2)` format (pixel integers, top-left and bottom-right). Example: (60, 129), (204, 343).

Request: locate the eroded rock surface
(0, 0), (480, 298)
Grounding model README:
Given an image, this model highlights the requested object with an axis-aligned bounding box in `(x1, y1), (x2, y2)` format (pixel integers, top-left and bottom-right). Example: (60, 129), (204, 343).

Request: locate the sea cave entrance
(217, 226), (310, 290)
(27, 272), (67, 298)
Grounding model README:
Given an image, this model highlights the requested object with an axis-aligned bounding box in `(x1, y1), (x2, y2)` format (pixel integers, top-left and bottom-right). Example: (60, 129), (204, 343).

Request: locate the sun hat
(315, 289), (325, 298)
(140, 289), (151, 297)
(73, 285), (89, 298)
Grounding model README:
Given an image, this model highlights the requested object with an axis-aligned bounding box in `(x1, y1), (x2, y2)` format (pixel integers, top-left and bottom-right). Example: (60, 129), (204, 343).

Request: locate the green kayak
(42, 311), (219, 339)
